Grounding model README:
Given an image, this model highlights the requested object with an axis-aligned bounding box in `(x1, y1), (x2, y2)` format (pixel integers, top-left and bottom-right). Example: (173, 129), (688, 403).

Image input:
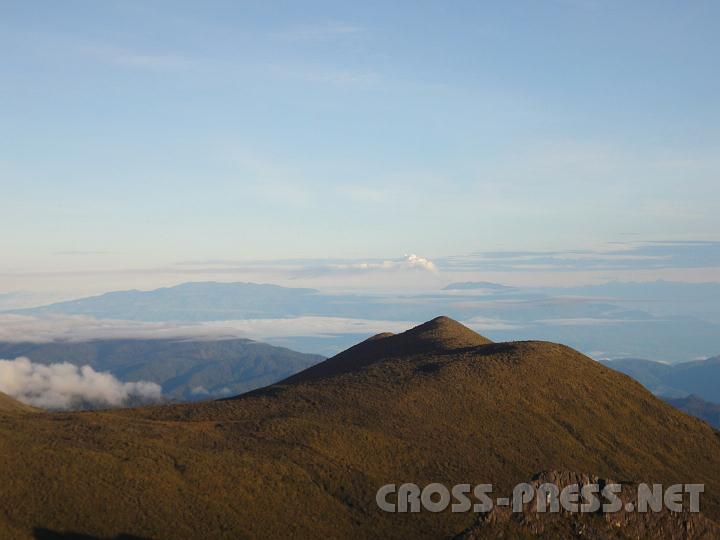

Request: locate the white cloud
(403, 254), (438, 272)
(0, 357), (162, 410)
(299, 254), (439, 276)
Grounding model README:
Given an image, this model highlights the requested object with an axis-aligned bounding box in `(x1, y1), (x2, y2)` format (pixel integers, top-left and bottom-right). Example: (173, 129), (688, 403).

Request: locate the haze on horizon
(2, 1), (719, 299)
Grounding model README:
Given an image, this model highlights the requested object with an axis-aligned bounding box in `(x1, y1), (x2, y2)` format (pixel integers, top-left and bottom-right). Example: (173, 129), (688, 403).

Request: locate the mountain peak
(5, 321), (720, 539)
(401, 316), (492, 351)
(281, 316), (491, 384)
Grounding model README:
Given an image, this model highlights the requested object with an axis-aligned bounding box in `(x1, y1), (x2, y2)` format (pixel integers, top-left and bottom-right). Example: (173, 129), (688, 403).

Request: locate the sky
(2, 1), (719, 298)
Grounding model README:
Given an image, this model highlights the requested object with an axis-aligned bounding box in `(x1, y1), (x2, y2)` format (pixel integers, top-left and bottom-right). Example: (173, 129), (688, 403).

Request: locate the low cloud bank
(0, 357), (162, 410)
(0, 314), (421, 343)
(295, 254), (439, 277)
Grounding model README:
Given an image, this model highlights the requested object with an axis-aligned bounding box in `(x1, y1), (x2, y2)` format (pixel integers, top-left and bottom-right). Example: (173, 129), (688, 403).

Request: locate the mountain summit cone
(282, 316), (492, 383)
(395, 315), (492, 351)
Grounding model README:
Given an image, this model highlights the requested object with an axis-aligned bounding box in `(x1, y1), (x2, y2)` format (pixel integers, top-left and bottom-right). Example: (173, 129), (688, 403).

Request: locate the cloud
(439, 241), (720, 273)
(296, 254), (438, 277)
(0, 314), (419, 343)
(190, 386), (209, 396)
(5, 241), (718, 295)
(341, 254), (437, 272)
(535, 317), (656, 327)
(403, 254), (439, 273)
(0, 357), (162, 410)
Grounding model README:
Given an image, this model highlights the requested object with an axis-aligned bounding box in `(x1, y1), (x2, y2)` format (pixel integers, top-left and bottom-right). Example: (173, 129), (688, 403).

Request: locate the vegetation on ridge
(0, 317), (718, 539)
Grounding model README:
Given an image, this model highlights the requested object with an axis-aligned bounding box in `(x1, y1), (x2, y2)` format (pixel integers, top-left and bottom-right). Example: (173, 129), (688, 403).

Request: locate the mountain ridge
(664, 394), (720, 429)
(0, 338), (324, 402)
(0, 317), (719, 538)
(0, 392), (37, 414)
(602, 355), (720, 402)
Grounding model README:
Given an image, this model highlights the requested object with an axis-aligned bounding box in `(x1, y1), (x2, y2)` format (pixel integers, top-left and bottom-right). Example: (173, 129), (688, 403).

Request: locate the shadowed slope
(0, 318), (719, 539)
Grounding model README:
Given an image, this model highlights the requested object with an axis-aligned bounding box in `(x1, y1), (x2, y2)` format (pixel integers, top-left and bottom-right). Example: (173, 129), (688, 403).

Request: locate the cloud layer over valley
(0, 357), (162, 410)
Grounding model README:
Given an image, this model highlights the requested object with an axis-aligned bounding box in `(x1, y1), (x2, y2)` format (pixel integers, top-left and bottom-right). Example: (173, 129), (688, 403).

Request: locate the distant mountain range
(8, 280), (720, 361)
(601, 356), (720, 402)
(601, 356), (720, 428)
(0, 339), (323, 401)
(664, 395), (720, 430)
(0, 317), (719, 538)
(14, 282), (325, 321)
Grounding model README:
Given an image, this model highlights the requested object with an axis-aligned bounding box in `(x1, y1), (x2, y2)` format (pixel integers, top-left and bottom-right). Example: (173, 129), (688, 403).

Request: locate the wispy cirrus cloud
(301, 69), (379, 85)
(78, 42), (195, 71)
(267, 63), (380, 86)
(21, 31), (199, 73)
(273, 22), (365, 41)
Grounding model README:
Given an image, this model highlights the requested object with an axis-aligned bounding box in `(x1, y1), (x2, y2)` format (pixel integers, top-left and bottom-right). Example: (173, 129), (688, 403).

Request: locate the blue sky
(1, 1), (719, 296)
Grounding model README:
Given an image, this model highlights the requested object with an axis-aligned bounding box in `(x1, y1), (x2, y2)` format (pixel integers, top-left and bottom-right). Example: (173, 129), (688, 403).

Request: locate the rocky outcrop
(455, 470), (720, 539)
